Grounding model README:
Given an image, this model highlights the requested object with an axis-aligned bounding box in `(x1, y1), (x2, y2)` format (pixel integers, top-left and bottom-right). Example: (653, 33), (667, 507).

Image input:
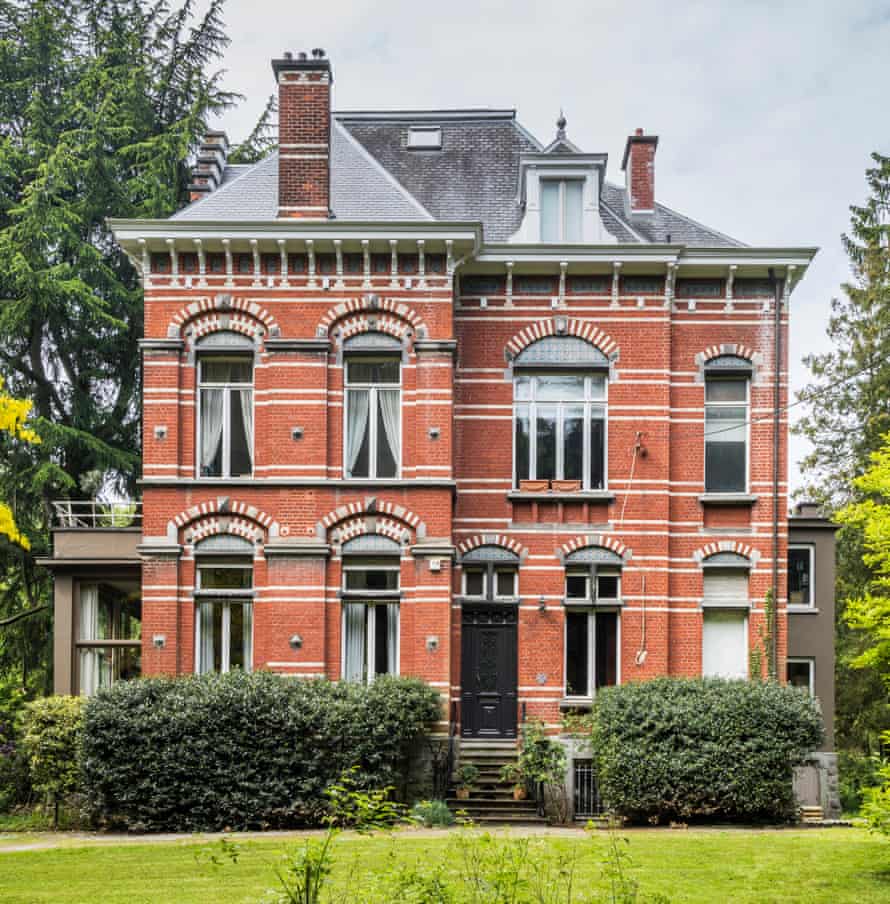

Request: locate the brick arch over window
(505, 318), (619, 361)
(315, 498), (425, 542)
(457, 534), (528, 562)
(317, 296), (428, 342)
(557, 534), (631, 563)
(694, 344), (763, 382)
(331, 516), (413, 547)
(692, 540), (760, 565)
(167, 294), (280, 345)
(168, 498), (279, 544)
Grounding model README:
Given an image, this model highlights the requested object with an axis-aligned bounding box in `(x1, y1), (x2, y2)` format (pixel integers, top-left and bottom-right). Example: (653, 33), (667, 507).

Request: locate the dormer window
(541, 179), (583, 242)
(407, 127), (441, 149)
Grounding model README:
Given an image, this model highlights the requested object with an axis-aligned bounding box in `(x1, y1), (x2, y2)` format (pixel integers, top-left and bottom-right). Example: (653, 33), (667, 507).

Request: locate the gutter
(769, 267), (783, 679)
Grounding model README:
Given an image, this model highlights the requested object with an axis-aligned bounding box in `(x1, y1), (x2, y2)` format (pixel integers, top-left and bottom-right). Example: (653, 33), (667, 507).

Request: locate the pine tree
(0, 0), (239, 694)
(797, 152), (890, 752)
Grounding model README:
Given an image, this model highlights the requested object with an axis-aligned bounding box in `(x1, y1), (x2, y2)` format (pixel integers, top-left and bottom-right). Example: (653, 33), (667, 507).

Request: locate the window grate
(573, 759), (603, 819)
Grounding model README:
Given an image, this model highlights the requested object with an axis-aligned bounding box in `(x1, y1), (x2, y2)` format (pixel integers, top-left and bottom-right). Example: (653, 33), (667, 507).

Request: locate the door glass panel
(495, 570), (516, 598)
(465, 569), (485, 597)
(566, 611), (589, 696)
(536, 406), (557, 481)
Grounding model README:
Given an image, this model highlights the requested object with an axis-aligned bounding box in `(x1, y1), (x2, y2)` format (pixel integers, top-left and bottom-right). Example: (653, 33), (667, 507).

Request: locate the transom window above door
(460, 545), (520, 602)
(514, 373), (606, 490)
(198, 355), (253, 478)
(344, 357), (401, 479)
(540, 179), (584, 242)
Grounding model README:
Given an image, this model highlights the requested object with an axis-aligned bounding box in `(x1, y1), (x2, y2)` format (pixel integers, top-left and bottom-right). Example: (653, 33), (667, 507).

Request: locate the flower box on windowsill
(551, 480), (582, 492)
(519, 479), (549, 493)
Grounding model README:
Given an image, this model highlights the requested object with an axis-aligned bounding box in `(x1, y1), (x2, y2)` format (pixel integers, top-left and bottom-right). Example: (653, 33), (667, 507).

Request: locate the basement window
(407, 127), (442, 149)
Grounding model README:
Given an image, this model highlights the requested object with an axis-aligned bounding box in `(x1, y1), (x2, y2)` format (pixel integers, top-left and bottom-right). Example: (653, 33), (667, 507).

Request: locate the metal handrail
(51, 500), (142, 529)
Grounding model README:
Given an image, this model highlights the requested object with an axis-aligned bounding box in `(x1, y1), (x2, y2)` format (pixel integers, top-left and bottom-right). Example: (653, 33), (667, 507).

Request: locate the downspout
(769, 267), (784, 680)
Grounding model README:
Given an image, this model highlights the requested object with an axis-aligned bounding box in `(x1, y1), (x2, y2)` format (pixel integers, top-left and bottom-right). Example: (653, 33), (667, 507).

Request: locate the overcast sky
(203, 0), (890, 493)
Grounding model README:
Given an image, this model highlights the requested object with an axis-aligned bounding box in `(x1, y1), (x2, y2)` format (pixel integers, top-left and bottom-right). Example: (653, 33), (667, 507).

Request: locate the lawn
(0, 827), (887, 903)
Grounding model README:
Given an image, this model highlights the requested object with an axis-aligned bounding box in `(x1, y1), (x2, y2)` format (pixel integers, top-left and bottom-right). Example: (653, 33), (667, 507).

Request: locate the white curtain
(200, 389), (224, 473)
(242, 603), (253, 671)
(386, 604), (399, 675)
(78, 585), (100, 695)
(343, 603), (366, 682)
(239, 389), (253, 471)
(379, 390), (400, 468)
(346, 390), (369, 475)
(198, 602), (215, 673)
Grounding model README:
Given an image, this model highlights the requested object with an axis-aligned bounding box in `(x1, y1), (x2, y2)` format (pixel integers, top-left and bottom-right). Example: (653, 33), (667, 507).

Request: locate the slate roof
(172, 109), (745, 247)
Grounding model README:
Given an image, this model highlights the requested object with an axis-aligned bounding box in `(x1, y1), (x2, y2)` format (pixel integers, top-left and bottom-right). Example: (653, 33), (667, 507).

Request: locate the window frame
(540, 177), (585, 243)
(343, 356), (402, 479)
(701, 609), (749, 678)
(461, 562), (518, 601)
(407, 126), (442, 149)
(74, 580), (142, 695)
(788, 544), (816, 608)
(512, 373), (608, 490)
(704, 374), (750, 494)
(194, 560), (254, 675)
(786, 657), (815, 696)
(563, 608), (621, 700)
(564, 565), (622, 604)
(196, 353), (255, 479)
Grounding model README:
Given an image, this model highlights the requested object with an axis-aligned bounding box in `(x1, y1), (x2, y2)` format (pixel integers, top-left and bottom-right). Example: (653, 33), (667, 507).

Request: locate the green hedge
(81, 672), (441, 831)
(582, 678), (823, 823)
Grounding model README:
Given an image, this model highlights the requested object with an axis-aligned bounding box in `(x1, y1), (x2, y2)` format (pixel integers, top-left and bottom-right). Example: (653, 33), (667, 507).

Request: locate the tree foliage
(0, 0), (239, 695)
(796, 152), (890, 752)
(0, 377), (39, 550)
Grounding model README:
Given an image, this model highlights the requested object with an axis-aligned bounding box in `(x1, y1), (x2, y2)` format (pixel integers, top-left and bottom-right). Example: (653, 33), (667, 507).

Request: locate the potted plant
(499, 762), (527, 800)
(454, 763), (479, 800)
(551, 479), (581, 492)
(518, 479), (549, 493)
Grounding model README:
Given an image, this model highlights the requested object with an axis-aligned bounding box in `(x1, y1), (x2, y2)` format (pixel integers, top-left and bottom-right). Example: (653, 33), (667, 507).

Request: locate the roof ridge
(171, 154), (274, 219)
(332, 121), (433, 220)
(334, 108), (517, 121)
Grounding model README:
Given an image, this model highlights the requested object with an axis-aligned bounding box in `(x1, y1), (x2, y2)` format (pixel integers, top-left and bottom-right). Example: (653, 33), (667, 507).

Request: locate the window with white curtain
(77, 582), (141, 695)
(195, 561), (253, 674)
(514, 374), (606, 489)
(344, 358), (400, 479)
(702, 610), (747, 678)
(198, 356), (253, 478)
(342, 558), (400, 682)
(540, 179), (584, 242)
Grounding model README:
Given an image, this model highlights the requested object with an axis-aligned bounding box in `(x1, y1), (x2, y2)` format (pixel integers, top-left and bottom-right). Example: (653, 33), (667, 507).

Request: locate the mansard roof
(173, 108), (745, 247)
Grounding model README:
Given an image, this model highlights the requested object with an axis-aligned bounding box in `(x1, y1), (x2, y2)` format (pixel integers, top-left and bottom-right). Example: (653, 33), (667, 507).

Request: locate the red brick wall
(140, 259), (789, 733)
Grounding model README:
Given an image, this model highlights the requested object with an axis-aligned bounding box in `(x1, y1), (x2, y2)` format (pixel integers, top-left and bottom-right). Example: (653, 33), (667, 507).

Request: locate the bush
(575, 678), (823, 823)
(80, 672), (441, 831)
(838, 749), (884, 814)
(0, 682), (31, 812)
(20, 696), (84, 803)
(410, 799), (455, 827)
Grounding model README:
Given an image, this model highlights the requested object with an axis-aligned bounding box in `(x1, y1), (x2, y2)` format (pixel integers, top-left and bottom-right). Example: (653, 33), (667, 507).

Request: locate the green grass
(0, 827), (887, 903)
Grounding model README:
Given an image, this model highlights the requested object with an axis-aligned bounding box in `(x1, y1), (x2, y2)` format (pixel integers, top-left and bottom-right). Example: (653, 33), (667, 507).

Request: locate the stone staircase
(447, 739), (547, 825)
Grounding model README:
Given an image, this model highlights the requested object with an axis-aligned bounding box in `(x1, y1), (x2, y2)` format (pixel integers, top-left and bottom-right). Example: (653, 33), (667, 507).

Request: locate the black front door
(460, 605), (518, 739)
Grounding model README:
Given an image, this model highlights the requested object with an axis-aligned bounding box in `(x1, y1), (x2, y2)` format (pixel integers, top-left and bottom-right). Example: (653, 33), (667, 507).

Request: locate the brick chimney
(272, 49), (332, 219)
(621, 128), (658, 216)
(188, 131), (229, 202)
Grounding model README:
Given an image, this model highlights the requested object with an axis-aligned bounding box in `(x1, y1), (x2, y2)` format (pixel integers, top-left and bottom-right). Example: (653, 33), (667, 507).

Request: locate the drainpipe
(769, 267), (784, 680)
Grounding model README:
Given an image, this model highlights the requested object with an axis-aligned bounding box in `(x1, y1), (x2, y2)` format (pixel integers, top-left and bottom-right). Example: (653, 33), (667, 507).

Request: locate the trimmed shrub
(80, 672), (441, 831)
(0, 687), (31, 812)
(575, 678), (823, 823)
(20, 696), (85, 803)
(410, 799), (455, 827)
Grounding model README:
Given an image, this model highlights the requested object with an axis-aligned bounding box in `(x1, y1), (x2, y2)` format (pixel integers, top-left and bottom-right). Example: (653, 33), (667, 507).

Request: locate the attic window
(407, 127), (442, 149)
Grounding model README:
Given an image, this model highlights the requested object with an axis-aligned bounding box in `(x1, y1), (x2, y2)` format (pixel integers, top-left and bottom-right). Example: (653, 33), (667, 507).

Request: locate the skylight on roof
(407, 127), (442, 149)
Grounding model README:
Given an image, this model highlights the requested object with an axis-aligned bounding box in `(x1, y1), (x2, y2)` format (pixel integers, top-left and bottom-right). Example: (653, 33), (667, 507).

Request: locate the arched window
(513, 337), (608, 491)
(704, 356), (752, 493)
(344, 336), (401, 479)
(196, 333), (254, 478)
(460, 545), (520, 600)
(341, 543), (400, 682)
(194, 556), (253, 674)
(563, 546), (621, 699)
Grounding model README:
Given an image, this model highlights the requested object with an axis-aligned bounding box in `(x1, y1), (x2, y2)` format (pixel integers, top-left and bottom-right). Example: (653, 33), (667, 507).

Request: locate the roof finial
(556, 109), (567, 140)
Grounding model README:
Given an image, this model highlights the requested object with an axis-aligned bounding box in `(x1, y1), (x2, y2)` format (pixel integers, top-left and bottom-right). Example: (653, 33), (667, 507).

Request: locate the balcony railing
(52, 500), (142, 529)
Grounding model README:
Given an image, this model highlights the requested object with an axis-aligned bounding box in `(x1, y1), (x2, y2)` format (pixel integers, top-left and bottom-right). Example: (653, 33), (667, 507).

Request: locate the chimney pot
(635, 127), (643, 136)
(283, 50), (293, 60)
(298, 51), (307, 60)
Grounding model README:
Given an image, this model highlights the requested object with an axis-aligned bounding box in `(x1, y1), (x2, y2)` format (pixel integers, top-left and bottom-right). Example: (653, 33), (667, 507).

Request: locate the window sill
(700, 600), (751, 610)
(507, 490), (615, 503)
(559, 697), (593, 711)
(787, 605), (820, 614)
(455, 596), (520, 606)
(698, 493), (758, 506)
